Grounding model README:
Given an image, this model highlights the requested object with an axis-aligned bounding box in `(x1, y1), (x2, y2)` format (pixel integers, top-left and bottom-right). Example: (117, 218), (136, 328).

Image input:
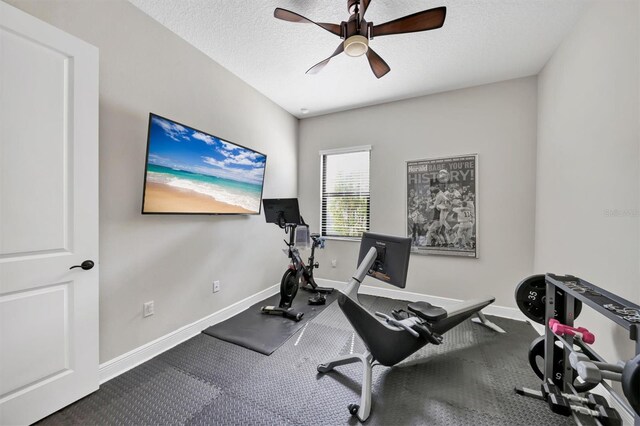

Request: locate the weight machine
(515, 274), (640, 426)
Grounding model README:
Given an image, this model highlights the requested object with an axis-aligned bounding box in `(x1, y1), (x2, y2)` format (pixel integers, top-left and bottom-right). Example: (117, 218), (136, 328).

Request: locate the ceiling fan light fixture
(343, 35), (368, 57)
(274, 3), (446, 78)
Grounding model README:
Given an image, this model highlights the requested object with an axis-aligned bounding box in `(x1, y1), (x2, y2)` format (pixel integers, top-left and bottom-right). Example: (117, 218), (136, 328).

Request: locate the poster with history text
(406, 154), (478, 257)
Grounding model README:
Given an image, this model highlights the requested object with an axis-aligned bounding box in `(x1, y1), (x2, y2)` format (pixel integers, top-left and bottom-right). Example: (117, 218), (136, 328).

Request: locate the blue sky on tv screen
(146, 115), (266, 185)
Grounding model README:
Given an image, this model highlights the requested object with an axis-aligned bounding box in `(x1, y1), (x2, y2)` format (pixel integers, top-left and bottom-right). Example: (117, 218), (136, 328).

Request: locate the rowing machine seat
(407, 301), (448, 322)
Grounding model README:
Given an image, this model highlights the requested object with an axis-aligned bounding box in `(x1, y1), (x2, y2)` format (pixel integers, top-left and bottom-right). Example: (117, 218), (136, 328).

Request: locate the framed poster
(406, 154), (478, 258)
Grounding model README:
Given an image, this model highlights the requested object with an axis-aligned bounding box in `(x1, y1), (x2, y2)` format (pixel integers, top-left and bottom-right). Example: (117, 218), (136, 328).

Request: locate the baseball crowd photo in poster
(406, 154), (478, 258)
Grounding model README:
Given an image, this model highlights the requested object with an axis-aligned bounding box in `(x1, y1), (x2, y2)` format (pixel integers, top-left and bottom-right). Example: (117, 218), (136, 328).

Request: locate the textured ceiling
(129, 0), (587, 118)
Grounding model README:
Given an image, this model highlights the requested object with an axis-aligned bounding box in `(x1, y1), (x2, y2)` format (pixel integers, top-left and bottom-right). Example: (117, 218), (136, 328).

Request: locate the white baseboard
(315, 278), (527, 322)
(98, 284), (279, 384)
(99, 278), (524, 385)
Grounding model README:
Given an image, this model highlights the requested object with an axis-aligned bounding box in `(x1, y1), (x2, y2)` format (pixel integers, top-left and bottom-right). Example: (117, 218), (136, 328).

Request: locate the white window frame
(319, 145), (372, 241)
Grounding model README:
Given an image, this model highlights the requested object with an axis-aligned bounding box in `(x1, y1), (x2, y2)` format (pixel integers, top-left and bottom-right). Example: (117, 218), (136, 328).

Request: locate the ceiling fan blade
(274, 8), (342, 37)
(361, 0), (371, 17)
(365, 47), (390, 79)
(306, 43), (345, 74)
(371, 6), (446, 38)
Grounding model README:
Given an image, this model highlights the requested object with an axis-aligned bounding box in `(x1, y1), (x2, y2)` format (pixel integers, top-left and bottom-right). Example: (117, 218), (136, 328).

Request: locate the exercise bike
(284, 224), (333, 300)
(261, 198), (334, 321)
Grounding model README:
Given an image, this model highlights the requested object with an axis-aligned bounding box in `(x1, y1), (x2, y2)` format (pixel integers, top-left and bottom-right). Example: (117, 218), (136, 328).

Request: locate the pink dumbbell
(548, 319), (596, 344)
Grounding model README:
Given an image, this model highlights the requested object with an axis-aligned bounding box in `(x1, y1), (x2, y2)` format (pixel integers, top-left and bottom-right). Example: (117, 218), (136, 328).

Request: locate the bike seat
(407, 301), (448, 322)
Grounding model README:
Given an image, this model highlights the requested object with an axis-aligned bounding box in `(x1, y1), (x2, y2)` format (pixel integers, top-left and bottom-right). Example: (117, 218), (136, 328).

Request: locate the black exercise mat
(202, 290), (338, 355)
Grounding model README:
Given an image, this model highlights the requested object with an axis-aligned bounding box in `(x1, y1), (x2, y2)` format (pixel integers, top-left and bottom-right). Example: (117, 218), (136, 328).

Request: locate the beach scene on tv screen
(143, 115), (266, 214)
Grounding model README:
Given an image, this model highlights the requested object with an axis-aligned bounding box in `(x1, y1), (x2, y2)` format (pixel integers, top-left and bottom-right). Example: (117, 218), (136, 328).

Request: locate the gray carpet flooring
(38, 295), (572, 425)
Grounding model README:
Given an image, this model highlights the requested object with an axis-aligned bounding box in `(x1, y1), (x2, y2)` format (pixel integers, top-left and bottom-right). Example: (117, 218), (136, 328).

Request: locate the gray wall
(7, 0), (298, 363)
(535, 0), (639, 362)
(299, 77), (538, 308)
(10, 0), (638, 369)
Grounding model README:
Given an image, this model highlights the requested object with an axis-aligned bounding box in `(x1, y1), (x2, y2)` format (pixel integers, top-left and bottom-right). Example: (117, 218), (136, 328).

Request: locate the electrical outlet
(213, 280), (221, 293)
(331, 259), (337, 268)
(143, 301), (154, 317)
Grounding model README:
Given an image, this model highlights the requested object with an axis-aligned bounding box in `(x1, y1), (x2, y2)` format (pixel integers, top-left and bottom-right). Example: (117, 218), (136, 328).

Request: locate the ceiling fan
(274, 0), (446, 79)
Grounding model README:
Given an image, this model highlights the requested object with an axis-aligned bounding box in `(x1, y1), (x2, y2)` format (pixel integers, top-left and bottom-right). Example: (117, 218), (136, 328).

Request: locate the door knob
(70, 260), (95, 270)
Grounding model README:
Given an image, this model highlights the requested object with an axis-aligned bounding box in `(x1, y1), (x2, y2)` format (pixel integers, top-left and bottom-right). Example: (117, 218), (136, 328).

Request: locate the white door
(0, 2), (99, 424)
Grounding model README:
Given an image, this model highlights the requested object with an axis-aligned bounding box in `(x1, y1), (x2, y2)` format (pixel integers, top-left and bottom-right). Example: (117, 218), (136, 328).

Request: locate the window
(320, 146), (371, 239)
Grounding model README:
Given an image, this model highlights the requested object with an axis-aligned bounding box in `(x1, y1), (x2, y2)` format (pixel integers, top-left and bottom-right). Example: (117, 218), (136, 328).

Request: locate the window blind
(321, 149), (370, 238)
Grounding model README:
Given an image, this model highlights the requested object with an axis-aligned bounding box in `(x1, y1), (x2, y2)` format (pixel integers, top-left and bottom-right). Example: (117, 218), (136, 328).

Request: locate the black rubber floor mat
(38, 294), (574, 426)
(202, 290), (339, 355)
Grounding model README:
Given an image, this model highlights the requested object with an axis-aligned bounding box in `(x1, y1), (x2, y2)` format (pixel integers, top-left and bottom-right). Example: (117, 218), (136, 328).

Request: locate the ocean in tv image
(142, 115), (266, 214)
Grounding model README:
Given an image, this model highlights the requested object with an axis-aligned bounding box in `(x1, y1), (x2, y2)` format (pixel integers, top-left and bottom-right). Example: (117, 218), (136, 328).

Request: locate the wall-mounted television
(142, 113), (267, 215)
